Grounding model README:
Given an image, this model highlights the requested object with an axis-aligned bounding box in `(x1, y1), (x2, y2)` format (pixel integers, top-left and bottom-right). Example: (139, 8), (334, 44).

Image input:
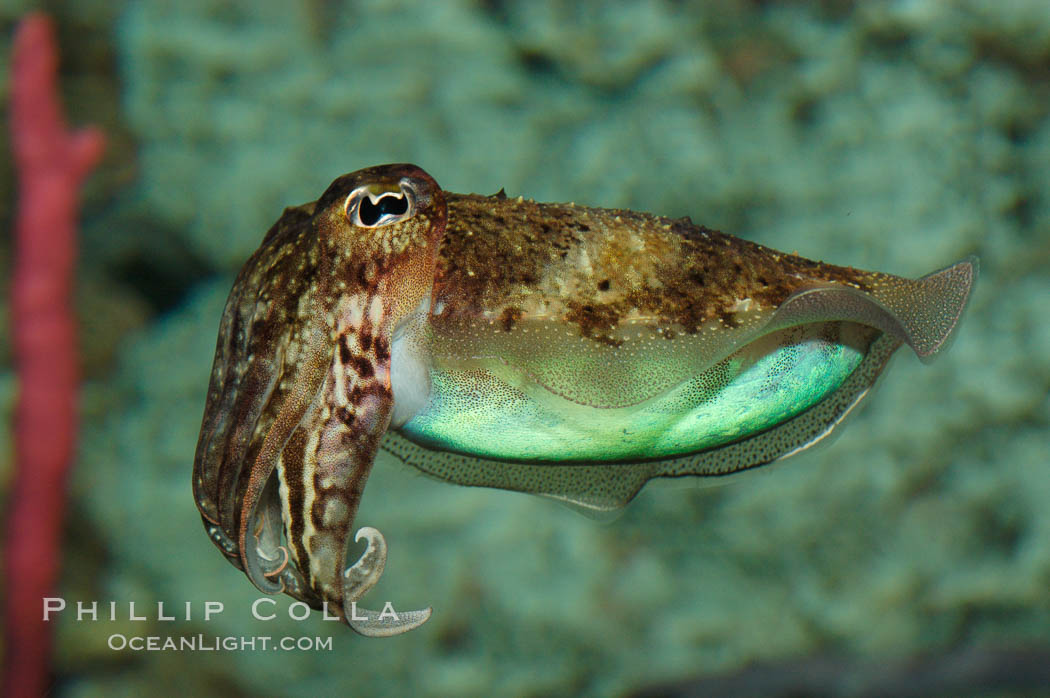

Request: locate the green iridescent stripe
(400, 325), (867, 463)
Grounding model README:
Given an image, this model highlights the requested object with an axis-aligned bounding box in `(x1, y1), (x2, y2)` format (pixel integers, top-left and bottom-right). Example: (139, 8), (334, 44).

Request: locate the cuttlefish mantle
(192, 163), (977, 636)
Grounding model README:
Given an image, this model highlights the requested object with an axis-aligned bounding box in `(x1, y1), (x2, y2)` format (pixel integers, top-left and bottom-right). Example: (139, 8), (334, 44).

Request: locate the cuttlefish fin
(383, 429), (668, 511)
(870, 255), (978, 359)
(771, 256), (978, 361)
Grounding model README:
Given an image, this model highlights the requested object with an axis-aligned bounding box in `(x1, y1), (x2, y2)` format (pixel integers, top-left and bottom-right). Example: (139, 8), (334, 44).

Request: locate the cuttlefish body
(193, 164), (976, 636)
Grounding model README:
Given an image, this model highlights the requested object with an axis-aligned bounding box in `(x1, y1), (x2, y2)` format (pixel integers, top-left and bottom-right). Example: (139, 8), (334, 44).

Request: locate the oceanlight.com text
(107, 634), (333, 652)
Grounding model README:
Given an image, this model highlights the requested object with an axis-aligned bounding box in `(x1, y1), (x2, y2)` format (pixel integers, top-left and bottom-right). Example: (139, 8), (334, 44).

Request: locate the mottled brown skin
(194, 163), (975, 637)
(193, 200), (320, 571)
(435, 193), (876, 342)
(194, 164), (445, 635)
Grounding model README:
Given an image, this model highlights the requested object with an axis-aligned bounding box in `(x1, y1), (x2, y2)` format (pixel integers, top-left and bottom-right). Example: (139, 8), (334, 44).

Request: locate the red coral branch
(4, 13), (104, 698)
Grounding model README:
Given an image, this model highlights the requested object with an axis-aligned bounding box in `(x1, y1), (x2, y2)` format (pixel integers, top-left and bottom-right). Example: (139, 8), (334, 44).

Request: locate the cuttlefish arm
(193, 164), (446, 636)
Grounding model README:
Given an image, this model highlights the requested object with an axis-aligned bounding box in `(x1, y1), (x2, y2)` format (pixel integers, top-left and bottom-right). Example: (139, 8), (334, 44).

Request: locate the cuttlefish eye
(344, 179), (417, 227)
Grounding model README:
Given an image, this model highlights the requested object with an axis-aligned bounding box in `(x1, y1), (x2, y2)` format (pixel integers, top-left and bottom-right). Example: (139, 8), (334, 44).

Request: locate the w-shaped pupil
(359, 194), (408, 226)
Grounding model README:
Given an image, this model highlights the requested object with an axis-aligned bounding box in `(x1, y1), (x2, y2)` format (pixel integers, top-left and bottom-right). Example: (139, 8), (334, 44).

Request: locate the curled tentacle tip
(343, 526), (388, 598)
(353, 525), (388, 549)
(261, 546), (289, 578)
(241, 538), (289, 595)
(339, 525), (430, 636)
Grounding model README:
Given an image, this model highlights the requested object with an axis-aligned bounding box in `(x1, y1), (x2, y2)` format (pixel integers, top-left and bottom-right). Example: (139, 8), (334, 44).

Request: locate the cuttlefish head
(313, 163), (446, 312)
(193, 164), (446, 636)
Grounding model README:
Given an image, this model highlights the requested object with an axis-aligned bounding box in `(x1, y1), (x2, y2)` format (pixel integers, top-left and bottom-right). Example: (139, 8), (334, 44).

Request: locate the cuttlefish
(193, 164), (976, 636)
